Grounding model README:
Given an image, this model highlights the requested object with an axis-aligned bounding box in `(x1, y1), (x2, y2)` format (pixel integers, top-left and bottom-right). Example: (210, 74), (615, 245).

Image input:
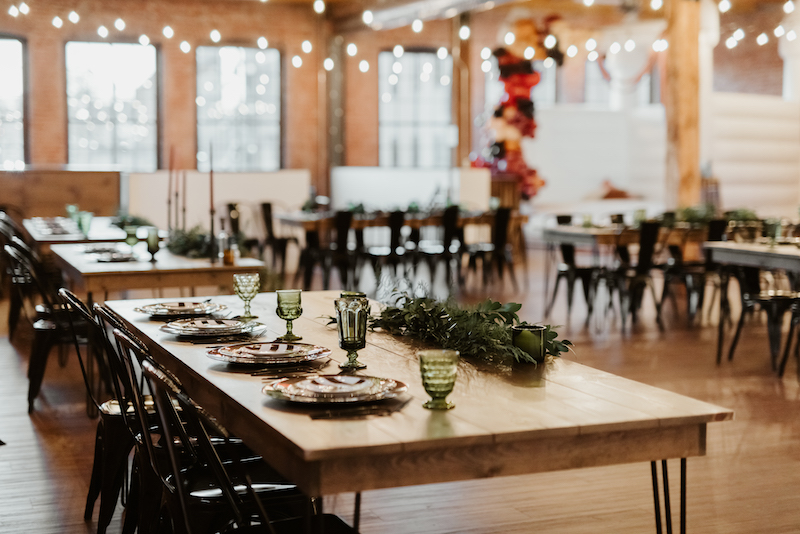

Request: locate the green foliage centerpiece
(369, 293), (572, 367)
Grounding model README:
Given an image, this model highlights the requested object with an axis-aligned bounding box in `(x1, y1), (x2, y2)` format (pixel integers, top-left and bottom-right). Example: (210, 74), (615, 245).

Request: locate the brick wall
(0, 0), (326, 189)
(714, 4), (784, 96)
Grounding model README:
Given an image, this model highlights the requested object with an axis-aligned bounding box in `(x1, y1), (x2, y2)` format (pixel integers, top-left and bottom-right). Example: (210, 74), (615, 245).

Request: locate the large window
(379, 50), (453, 168)
(0, 37), (25, 170)
(66, 42), (158, 171)
(196, 46), (281, 172)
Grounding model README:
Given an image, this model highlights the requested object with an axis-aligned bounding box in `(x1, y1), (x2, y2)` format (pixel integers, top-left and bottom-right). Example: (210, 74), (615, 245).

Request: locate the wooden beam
(665, 0), (701, 208)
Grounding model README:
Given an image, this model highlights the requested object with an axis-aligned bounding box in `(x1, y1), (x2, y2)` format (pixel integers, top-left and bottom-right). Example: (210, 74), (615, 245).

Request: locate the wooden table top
(107, 291), (732, 497)
(706, 241), (800, 271)
(51, 242), (263, 295)
(277, 210), (526, 232)
(543, 225), (707, 247)
(23, 216), (165, 245)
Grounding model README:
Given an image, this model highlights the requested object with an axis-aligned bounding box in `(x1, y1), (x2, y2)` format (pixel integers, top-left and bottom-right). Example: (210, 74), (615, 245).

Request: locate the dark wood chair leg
(27, 324), (57, 413)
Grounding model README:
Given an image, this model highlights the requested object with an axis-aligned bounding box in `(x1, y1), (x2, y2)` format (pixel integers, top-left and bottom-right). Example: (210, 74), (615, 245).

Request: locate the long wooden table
(23, 216), (166, 245)
(706, 241), (800, 372)
(107, 291), (732, 533)
(52, 242), (264, 303)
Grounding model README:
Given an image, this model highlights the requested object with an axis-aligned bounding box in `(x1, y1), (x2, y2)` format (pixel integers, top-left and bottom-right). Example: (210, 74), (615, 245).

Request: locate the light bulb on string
(210, 30), (221, 43)
(412, 19), (423, 33)
(480, 47), (491, 60)
(18, 2), (28, 14)
(757, 33), (769, 46)
(8, 6), (19, 17)
(359, 60), (369, 72)
(610, 42), (621, 54)
(785, 1), (795, 14)
(292, 55), (302, 68)
(459, 26), (470, 40)
(544, 35), (557, 49)
(302, 40), (312, 53)
(52, 16), (63, 28)
(504, 32), (515, 45)
(68, 11), (79, 23)
(258, 37), (268, 49)
(650, 0), (663, 9)
(98, 26), (109, 38)
(163, 26), (174, 39)
(437, 47), (448, 59)
(139, 35), (150, 46)
(567, 45), (578, 58)
(775, 26), (786, 38)
(314, 0), (325, 14)
(362, 10), (373, 24)
(180, 41), (191, 53)
(586, 38), (597, 51)
(324, 58), (334, 71)
(719, 0), (731, 13)
(115, 18), (125, 31)
(347, 43), (357, 56)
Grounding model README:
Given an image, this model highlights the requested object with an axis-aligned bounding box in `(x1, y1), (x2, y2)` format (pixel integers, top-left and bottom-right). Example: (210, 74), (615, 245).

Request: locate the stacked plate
(208, 342), (331, 365)
(135, 301), (226, 318)
(263, 375), (407, 404)
(160, 318), (263, 338)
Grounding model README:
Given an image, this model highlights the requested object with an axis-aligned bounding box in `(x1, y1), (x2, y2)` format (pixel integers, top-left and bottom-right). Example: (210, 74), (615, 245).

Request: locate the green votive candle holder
(511, 325), (547, 387)
(335, 296), (370, 370)
(419, 349), (459, 410)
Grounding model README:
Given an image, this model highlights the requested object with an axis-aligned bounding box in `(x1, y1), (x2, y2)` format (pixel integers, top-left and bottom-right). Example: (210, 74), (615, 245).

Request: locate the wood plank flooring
(2, 245), (800, 533)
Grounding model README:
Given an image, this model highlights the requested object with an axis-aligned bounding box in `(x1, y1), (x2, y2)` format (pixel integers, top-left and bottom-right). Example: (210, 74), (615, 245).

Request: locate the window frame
(63, 39), (161, 172)
(0, 33), (29, 166)
(194, 44), (284, 173)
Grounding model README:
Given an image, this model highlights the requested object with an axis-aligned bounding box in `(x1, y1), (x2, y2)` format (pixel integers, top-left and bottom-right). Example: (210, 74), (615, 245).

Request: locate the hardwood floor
(2, 245), (800, 533)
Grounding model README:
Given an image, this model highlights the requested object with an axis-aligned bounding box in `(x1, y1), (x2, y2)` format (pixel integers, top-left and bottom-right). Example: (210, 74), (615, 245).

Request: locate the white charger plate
(134, 301), (226, 317)
(263, 375), (407, 404)
(208, 342), (331, 365)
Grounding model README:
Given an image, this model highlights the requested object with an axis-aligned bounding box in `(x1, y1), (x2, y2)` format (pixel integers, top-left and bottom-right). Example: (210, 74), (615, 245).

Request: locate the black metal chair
(361, 210), (407, 285)
(323, 211), (356, 290)
(59, 289), (133, 534)
(464, 208), (518, 290)
(603, 220), (664, 331)
(545, 215), (598, 322)
(414, 206), (463, 288)
(260, 203), (298, 278)
(660, 219), (728, 324)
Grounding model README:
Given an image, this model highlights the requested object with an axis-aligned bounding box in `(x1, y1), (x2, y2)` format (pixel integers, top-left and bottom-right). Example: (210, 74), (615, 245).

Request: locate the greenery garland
(368, 293), (572, 366)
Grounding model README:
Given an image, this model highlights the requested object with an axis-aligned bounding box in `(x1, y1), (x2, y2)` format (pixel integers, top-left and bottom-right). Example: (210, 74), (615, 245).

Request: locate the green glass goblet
(233, 273), (260, 320)
(276, 289), (303, 341)
(146, 227), (160, 262)
(124, 225), (139, 253)
(335, 296), (370, 370)
(419, 350), (459, 410)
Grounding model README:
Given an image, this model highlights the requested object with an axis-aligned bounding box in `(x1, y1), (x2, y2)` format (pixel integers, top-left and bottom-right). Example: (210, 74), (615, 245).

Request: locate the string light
(785, 1), (795, 14)
(52, 16), (63, 28)
(359, 60), (369, 72)
(624, 39), (636, 52)
(347, 43), (357, 56)
(733, 28), (745, 41)
(258, 37), (268, 49)
(8, 6), (19, 17)
(725, 36), (738, 49)
(412, 19), (423, 33)
(719, 0), (731, 13)
(480, 47), (491, 60)
(567, 45), (578, 58)
(323, 58), (334, 71)
(588, 50), (598, 61)
(292, 55), (302, 68)
(789, 30), (798, 41)
(775, 26), (786, 38)
(524, 47), (534, 60)
(653, 39), (669, 52)
(302, 40), (312, 53)
(394, 45), (404, 58)
(543, 57), (554, 69)
(314, 0), (325, 14)
(210, 30), (221, 42)
(544, 35), (557, 49)
(68, 11), (79, 23)
(650, 0), (663, 9)
(18, 2), (28, 14)
(163, 26), (174, 38)
(437, 47), (448, 59)
(504, 32), (515, 45)
(757, 33), (769, 46)
(98, 26), (109, 38)
(362, 10), (373, 24)
(610, 42), (621, 54)
(139, 35), (150, 46)
(459, 26), (470, 40)
(180, 41), (191, 53)
(392, 62), (402, 73)
(114, 18), (125, 31)
(481, 60), (492, 72)
(584, 0), (594, 6)
(586, 38), (597, 51)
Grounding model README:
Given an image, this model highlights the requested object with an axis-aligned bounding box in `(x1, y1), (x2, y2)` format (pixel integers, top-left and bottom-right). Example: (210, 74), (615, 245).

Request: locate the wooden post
(665, 0), (701, 208)
(452, 14), (471, 167)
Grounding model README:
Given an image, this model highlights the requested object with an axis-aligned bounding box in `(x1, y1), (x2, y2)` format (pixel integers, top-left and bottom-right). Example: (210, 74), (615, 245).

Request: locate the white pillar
(699, 0), (720, 166)
(779, 11), (800, 101)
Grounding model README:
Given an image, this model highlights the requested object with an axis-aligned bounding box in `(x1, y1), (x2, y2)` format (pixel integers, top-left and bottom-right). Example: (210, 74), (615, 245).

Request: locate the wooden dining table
(107, 291), (732, 533)
(51, 242), (264, 304)
(23, 216), (166, 246)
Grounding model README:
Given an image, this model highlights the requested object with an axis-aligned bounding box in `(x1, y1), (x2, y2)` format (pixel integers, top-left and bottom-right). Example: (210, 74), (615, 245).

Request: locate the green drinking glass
(124, 226), (139, 253)
(276, 289), (303, 341)
(233, 273), (260, 320)
(511, 325), (547, 387)
(419, 350), (459, 410)
(335, 296), (370, 370)
(146, 227), (160, 262)
(77, 211), (94, 237)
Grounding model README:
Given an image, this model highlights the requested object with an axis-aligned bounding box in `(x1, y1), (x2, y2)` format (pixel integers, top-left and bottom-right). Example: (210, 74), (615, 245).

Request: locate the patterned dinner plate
(263, 375), (407, 404)
(134, 301), (226, 317)
(160, 318), (259, 337)
(207, 342), (331, 365)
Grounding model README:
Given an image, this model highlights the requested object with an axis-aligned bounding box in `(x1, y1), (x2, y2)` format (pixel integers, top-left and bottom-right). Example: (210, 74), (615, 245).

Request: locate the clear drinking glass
(77, 211), (94, 236)
(276, 289), (303, 341)
(335, 296), (370, 370)
(233, 273), (260, 320)
(419, 350), (459, 410)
